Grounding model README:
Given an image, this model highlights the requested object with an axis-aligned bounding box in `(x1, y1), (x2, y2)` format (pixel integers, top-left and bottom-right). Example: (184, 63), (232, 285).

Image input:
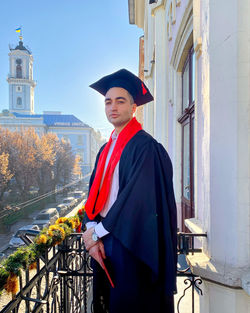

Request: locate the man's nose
(110, 102), (118, 110)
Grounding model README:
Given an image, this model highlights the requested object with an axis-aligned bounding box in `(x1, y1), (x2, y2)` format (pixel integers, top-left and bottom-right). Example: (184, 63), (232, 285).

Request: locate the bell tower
(7, 35), (36, 114)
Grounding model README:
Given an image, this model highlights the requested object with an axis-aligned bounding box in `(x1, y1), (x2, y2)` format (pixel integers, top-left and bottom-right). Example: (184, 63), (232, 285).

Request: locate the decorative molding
(168, 66), (174, 106)
(128, 0), (135, 24)
(167, 9), (173, 41)
(170, 3), (193, 69)
(128, 0), (145, 28)
(194, 37), (202, 58)
(151, 0), (166, 17)
(145, 46), (155, 80)
(171, 0), (176, 25)
(167, 0), (179, 41)
(7, 77), (37, 87)
(8, 50), (30, 57)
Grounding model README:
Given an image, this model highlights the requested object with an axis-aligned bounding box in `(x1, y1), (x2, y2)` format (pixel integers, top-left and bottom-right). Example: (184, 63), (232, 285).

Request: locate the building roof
(12, 112), (89, 128)
(13, 112), (43, 118)
(12, 41), (31, 54)
(43, 114), (89, 127)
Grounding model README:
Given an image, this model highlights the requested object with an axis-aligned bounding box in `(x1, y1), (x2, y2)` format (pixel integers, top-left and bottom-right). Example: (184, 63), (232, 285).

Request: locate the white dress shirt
(86, 131), (119, 238)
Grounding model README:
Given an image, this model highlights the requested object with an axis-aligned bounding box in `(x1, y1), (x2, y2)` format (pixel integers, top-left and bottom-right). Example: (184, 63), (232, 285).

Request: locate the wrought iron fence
(0, 234), (93, 313)
(57, 234), (93, 313)
(176, 232), (207, 313)
(0, 232), (206, 313)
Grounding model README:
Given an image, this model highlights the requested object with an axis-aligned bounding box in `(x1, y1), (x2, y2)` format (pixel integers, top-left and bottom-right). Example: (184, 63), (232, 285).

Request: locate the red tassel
(141, 82), (147, 95)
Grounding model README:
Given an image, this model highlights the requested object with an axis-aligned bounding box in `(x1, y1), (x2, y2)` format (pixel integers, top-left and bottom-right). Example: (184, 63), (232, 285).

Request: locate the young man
(82, 69), (177, 313)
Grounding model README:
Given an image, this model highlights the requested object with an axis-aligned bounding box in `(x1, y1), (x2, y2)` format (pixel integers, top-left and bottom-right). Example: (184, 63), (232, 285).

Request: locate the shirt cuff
(94, 222), (109, 238)
(85, 222), (97, 230)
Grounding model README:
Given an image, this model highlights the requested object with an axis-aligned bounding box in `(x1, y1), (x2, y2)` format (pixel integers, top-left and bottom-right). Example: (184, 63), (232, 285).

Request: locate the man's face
(105, 87), (136, 131)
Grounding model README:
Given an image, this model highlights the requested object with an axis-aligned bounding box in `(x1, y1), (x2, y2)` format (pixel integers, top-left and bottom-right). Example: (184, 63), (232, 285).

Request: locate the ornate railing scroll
(0, 246), (61, 313)
(0, 233), (93, 313)
(176, 232), (207, 313)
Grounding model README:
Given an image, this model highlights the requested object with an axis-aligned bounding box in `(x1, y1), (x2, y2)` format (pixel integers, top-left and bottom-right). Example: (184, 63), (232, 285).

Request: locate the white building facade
(129, 0), (250, 312)
(0, 39), (105, 177)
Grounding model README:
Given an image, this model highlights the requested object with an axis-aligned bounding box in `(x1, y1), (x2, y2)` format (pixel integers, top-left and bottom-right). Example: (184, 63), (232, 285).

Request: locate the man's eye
(105, 102), (111, 105)
(118, 101), (124, 104)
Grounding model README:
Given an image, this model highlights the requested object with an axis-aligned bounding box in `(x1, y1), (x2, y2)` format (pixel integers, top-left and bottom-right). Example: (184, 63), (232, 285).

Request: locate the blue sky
(0, 1), (143, 138)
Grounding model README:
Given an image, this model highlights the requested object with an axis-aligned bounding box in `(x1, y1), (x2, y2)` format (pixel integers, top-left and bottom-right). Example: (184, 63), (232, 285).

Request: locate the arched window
(178, 46), (195, 231)
(16, 65), (22, 78)
(16, 59), (22, 78)
(17, 97), (22, 106)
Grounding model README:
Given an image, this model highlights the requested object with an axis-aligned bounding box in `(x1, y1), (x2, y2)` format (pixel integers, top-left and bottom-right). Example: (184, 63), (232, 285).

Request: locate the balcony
(6, 76), (37, 87)
(0, 231), (206, 313)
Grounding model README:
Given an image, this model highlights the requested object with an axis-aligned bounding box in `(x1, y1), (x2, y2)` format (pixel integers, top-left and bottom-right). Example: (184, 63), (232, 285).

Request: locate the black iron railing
(0, 232), (206, 313)
(57, 234), (93, 313)
(176, 232), (207, 313)
(177, 232), (207, 255)
(0, 234), (93, 313)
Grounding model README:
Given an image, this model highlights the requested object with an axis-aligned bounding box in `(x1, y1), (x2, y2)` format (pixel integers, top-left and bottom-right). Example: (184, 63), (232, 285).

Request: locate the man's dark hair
(127, 91), (135, 105)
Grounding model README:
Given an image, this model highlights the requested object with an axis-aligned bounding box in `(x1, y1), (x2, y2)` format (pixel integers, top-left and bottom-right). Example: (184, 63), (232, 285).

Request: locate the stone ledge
(184, 218), (206, 239)
(186, 252), (250, 296)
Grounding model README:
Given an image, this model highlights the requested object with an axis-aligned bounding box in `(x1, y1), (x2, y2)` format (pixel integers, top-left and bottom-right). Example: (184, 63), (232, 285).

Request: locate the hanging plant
(0, 206), (85, 296)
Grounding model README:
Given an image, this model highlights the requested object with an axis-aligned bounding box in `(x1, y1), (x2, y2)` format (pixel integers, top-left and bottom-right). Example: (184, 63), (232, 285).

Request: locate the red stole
(85, 117), (142, 220)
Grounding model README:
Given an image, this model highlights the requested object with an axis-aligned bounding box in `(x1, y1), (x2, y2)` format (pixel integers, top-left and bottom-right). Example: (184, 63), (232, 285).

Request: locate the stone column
(153, 6), (168, 147)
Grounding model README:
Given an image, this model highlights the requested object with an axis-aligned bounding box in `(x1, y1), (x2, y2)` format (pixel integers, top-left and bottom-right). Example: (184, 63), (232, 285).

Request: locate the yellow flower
(68, 217), (80, 229)
(5, 273), (19, 295)
(49, 225), (58, 231)
(55, 217), (68, 224)
(29, 262), (37, 270)
(36, 234), (48, 244)
(49, 225), (65, 240)
(68, 220), (75, 229)
(58, 227), (65, 240)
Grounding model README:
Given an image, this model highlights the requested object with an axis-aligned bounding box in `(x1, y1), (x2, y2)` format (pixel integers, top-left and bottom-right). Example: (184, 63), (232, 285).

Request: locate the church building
(0, 37), (104, 177)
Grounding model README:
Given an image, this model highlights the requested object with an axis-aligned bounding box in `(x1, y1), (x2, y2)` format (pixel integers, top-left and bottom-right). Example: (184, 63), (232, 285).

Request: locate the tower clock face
(16, 58), (22, 64)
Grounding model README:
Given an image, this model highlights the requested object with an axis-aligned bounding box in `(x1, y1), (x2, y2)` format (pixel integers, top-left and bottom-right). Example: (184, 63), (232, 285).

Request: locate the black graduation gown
(85, 130), (177, 313)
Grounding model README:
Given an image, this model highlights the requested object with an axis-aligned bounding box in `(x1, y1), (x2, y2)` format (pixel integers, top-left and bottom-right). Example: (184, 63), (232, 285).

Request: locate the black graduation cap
(89, 69), (154, 106)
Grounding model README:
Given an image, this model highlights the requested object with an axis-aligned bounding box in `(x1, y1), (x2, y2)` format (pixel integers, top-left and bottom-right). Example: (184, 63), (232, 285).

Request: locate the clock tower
(7, 37), (36, 114)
